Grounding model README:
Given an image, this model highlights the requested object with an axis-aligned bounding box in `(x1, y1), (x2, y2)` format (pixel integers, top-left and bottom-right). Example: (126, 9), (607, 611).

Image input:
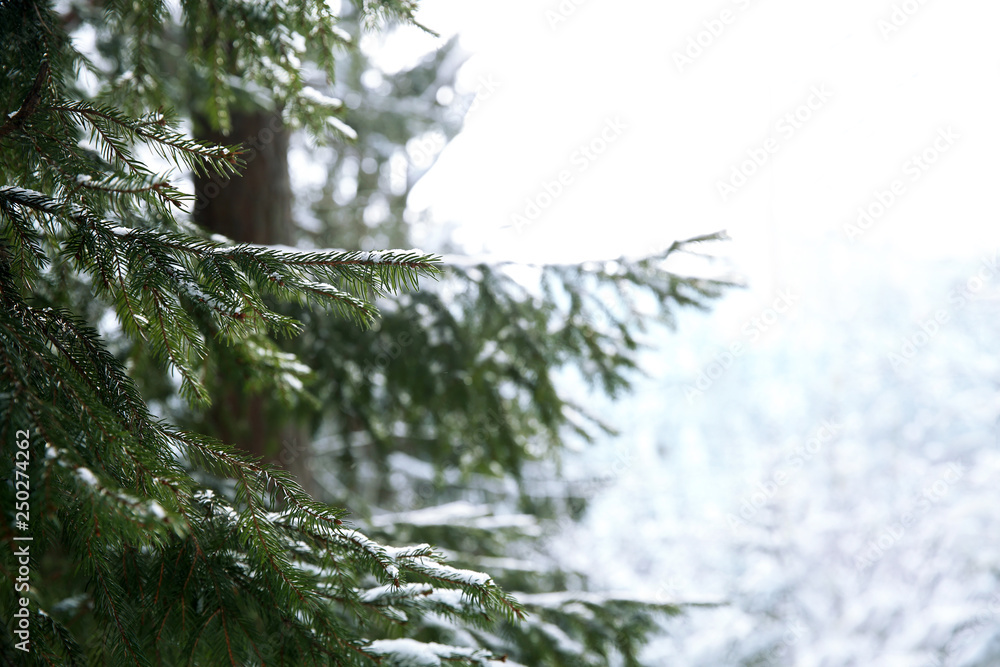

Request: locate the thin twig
(0, 58), (50, 141)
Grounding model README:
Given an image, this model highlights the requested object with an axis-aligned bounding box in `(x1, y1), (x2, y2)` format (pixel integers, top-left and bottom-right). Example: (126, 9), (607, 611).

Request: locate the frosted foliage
(366, 638), (492, 666)
(76, 467), (99, 487)
(561, 241), (1000, 666)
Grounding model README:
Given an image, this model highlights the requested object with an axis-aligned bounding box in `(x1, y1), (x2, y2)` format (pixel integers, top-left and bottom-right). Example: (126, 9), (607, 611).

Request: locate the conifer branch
(48, 102), (243, 177)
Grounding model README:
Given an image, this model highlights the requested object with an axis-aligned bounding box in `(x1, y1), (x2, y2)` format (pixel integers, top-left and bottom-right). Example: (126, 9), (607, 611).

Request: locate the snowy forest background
(557, 238), (1000, 665)
(5, 0), (999, 664)
(377, 3), (1000, 662)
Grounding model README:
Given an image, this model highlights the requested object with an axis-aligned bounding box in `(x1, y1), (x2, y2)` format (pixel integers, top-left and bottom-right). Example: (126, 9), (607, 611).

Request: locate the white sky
(367, 0), (1000, 297)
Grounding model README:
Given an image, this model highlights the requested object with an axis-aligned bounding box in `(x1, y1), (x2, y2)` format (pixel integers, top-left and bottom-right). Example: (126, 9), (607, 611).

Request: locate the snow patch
(76, 467), (99, 487)
(326, 116), (358, 140)
(365, 638), (489, 666)
(148, 500), (166, 519)
(301, 86), (343, 108)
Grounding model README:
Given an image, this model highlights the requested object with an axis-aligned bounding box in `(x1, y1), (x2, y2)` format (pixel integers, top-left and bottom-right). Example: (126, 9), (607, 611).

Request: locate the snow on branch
(364, 637), (498, 666)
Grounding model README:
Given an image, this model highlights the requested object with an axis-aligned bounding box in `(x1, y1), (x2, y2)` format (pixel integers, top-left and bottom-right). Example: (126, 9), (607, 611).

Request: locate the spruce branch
(1, 185), (440, 403)
(48, 101), (244, 177)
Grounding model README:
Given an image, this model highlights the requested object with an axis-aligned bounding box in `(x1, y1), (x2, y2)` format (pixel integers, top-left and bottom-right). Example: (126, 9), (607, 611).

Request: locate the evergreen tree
(0, 1), (735, 664)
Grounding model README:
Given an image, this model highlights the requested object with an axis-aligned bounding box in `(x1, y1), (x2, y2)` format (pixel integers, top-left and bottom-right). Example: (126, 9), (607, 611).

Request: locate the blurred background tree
(0, 0), (736, 664)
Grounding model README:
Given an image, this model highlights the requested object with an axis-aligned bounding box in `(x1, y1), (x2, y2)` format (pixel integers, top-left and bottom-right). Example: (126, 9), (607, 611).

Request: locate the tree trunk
(194, 111), (292, 247)
(193, 109), (316, 494)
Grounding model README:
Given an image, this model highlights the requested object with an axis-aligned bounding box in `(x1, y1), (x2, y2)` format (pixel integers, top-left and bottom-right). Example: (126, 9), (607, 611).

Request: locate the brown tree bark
(194, 110), (292, 247)
(193, 109), (316, 494)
